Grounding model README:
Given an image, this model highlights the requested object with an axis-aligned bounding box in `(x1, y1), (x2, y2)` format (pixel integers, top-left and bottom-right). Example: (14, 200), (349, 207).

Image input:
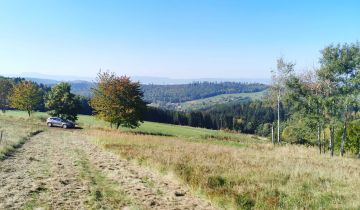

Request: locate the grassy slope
(4, 110), (263, 146)
(177, 90), (266, 111)
(0, 114), (43, 159)
(3, 111), (360, 209)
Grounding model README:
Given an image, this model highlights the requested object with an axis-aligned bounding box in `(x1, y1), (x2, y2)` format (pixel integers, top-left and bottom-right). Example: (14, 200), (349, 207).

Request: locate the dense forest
(144, 101), (278, 135)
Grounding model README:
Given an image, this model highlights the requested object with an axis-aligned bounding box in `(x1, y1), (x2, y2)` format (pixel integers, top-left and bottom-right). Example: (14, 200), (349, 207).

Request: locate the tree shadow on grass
(125, 130), (174, 137)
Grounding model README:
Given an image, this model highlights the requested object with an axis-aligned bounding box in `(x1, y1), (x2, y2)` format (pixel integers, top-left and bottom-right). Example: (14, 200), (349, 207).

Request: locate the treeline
(0, 77), (92, 116)
(0, 72), (148, 129)
(144, 101), (278, 135)
(142, 82), (268, 103)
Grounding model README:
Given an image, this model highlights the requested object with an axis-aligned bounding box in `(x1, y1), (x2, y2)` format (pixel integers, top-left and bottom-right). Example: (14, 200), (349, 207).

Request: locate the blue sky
(0, 0), (359, 80)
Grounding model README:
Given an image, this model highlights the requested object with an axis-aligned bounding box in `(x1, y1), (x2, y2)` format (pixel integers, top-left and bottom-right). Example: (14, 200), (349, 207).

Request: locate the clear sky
(0, 0), (359, 80)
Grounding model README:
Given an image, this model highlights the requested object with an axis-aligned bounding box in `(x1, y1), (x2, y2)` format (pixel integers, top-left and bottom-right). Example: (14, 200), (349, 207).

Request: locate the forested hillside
(142, 82), (267, 103)
(23, 78), (268, 104)
(67, 81), (267, 103)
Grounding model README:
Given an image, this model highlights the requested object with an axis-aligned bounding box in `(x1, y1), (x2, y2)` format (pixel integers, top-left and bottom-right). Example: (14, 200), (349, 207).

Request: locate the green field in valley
(177, 90), (267, 111)
(149, 90), (267, 111)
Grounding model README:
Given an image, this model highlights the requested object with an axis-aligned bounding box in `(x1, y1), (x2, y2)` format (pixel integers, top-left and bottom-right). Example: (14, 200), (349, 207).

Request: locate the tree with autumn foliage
(90, 71), (147, 128)
(9, 81), (42, 116)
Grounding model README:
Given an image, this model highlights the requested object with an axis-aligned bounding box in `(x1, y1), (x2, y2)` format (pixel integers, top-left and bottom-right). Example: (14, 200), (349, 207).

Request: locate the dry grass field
(91, 129), (360, 209)
(1, 111), (360, 209)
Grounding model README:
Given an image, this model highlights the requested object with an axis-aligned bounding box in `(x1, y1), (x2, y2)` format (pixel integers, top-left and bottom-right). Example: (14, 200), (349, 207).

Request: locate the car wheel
(62, 124), (67, 129)
(47, 123), (52, 127)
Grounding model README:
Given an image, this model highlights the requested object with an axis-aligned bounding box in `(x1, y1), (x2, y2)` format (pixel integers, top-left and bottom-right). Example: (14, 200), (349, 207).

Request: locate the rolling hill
(150, 90), (267, 111)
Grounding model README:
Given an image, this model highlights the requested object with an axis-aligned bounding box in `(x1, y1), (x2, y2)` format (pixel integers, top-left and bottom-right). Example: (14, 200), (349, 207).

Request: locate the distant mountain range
(4, 72), (270, 85)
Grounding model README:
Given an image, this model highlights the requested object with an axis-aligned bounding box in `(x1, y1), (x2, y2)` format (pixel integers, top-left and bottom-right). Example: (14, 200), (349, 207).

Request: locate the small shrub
(201, 134), (233, 141)
(207, 176), (227, 189)
(235, 193), (255, 210)
(175, 162), (194, 183)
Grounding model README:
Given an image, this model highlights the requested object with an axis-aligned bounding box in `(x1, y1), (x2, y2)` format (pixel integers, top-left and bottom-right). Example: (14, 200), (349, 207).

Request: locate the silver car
(46, 117), (75, 129)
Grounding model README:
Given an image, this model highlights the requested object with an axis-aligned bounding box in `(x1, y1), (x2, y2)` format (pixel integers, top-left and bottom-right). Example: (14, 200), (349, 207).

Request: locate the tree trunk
(329, 126), (334, 157)
(277, 92), (281, 144)
(340, 121), (347, 157)
(232, 117), (235, 130)
(358, 138), (360, 159)
(322, 125), (326, 154)
(271, 124), (274, 144)
(220, 115), (223, 129)
(317, 123), (321, 154)
(27, 110), (31, 117)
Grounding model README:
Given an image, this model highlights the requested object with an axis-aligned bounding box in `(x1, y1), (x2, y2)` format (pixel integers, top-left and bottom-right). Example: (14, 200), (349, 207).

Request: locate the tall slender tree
(270, 57), (295, 144)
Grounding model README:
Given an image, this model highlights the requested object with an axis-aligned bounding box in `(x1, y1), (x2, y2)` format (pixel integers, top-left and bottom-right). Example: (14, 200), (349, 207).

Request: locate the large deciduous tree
(45, 82), (81, 121)
(90, 71), (147, 129)
(9, 81), (42, 116)
(318, 43), (360, 157)
(285, 70), (326, 153)
(0, 79), (13, 113)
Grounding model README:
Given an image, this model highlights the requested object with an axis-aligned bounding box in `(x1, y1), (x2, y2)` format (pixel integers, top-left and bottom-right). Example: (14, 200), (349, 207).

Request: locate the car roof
(49, 117), (63, 120)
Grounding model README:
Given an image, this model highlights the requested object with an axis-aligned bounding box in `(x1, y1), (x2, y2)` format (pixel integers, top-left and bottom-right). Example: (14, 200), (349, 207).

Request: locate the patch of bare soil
(0, 128), (214, 209)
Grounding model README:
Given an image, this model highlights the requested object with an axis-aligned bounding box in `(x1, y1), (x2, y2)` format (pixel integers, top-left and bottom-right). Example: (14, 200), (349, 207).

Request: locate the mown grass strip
(74, 149), (138, 210)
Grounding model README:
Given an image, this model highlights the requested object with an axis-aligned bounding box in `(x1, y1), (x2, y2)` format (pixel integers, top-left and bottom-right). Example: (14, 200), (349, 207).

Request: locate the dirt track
(0, 128), (214, 209)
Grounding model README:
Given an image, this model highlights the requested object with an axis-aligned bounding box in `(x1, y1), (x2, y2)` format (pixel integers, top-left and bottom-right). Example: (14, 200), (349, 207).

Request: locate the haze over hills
(4, 72), (270, 85)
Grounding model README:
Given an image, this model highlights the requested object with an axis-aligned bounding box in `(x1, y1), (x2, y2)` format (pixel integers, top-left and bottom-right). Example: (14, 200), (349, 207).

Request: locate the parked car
(46, 117), (75, 129)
